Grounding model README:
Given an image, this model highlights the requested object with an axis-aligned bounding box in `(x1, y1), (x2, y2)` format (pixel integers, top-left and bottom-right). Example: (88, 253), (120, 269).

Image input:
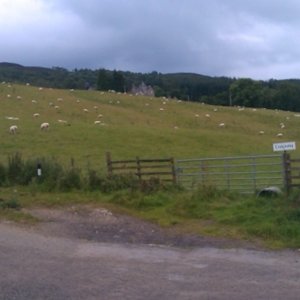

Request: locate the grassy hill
(1, 82), (299, 168)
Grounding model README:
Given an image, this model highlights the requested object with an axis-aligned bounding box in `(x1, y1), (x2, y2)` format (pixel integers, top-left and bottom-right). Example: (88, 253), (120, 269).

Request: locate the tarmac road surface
(0, 223), (300, 300)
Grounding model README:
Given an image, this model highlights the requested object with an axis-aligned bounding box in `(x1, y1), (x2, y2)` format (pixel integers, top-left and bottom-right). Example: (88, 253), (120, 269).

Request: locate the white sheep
(33, 113), (40, 118)
(219, 123), (225, 127)
(94, 120), (101, 125)
(58, 119), (68, 124)
(205, 114), (211, 118)
(83, 108), (89, 113)
(259, 131), (265, 135)
(9, 125), (18, 134)
(40, 122), (49, 130)
(277, 133), (283, 137)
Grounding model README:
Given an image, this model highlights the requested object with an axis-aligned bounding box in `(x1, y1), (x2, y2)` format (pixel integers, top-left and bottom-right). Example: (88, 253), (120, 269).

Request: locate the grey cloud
(1, 0), (300, 79)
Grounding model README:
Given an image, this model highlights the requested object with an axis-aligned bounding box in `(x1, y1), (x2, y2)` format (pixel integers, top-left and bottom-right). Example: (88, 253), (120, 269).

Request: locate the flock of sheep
(3, 83), (107, 135)
(9, 122), (49, 134)
(1, 82), (294, 139)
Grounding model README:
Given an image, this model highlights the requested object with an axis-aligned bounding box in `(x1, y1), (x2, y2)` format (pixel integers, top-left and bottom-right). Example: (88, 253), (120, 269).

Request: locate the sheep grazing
(159, 108), (164, 111)
(280, 123), (285, 129)
(33, 113), (40, 118)
(94, 120), (101, 125)
(7, 94), (11, 98)
(16, 96), (22, 100)
(9, 125), (18, 134)
(219, 123), (225, 127)
(277, 133), (283, 137)
(40, 122), (49, 130)
(58, 119), (68, 124)
(205, 114), (211, 118)
(57, 98), (63, 102)
(83, 108), (89, 113)
(31, 100), (37, 103)
(259, 131), (265, 135)
(194, 114), (199, 117)
(213, 108), (218, 112)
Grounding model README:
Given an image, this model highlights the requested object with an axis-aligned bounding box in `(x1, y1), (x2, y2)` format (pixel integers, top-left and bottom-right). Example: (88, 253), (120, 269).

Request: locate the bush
(0, 198), (21, 210)
(7, 152), (24, 185)
(99, 174), (139, 193)
(85, 169), (103, 191)
(58, 167), (82, 191)
(0, 163), (6, 186)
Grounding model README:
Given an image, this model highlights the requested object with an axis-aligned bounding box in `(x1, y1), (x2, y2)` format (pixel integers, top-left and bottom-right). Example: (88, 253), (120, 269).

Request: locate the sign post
(272, 141), (296, 195)
(273, 141), (296, 152)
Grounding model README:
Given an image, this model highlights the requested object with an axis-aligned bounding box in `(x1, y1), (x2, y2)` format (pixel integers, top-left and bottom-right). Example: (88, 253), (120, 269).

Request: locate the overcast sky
(1, 0), (300, 79)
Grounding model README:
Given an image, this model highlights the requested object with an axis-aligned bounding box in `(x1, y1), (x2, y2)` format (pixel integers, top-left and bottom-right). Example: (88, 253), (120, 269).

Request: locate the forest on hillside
(1, 62), (300, 112)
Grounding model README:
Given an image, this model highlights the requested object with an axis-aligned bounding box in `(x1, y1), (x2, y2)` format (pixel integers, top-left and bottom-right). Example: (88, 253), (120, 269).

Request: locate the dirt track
(27, 205), (256, 249)
(0, 206), (300, 300)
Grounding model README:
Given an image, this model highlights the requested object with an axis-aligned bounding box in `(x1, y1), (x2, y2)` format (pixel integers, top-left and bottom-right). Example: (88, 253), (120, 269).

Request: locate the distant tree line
(1, 62), (300, 111)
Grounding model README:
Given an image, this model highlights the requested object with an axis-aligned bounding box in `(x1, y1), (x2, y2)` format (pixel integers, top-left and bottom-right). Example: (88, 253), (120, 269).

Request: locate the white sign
(273, 141), (296, 152)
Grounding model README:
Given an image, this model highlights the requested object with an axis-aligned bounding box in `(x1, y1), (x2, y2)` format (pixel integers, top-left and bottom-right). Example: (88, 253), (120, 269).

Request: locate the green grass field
(1, 82), (300, 166)
(1, 82), (300, 248)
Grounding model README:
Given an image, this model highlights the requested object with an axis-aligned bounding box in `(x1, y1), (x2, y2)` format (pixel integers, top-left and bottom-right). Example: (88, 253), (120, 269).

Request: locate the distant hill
(1, 62), (300, 111)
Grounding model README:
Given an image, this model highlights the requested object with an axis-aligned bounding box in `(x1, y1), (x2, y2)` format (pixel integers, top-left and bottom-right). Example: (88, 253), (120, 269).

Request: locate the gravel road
(0, 206), (300, 300)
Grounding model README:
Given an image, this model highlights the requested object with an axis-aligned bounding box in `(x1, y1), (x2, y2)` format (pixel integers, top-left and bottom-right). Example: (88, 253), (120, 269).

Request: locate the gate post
(170, 157), (177, 184)
(283, 151), (291, 194)
(106, 152), (113, 176)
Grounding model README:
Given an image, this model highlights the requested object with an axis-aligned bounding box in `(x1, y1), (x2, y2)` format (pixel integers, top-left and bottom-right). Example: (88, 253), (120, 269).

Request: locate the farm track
(25, 205), (255, 249)
(0, 207), (300, 300)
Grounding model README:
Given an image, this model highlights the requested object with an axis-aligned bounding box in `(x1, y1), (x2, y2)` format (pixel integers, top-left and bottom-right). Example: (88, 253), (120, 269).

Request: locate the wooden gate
(106, 152), (177, 183)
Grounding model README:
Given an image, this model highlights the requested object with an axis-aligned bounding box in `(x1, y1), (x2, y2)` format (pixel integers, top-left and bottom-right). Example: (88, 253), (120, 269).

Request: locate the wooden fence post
(170, 157), (177, 184)
(283, 151), (291, 194)
(136, 156), (142, 181)
(106, 152), (113, 176)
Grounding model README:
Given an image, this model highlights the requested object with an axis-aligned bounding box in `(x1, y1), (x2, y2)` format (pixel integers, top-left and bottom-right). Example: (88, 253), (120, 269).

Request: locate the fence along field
(106, 151), (300, 194)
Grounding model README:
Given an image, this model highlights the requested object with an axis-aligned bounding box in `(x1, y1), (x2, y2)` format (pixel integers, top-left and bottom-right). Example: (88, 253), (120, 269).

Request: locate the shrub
(99, 174), (139, 193)
(0, 163), (6, 186)
(85, 169), (103, 191)
(58, 167), (82, 191)
(0, 198), (21, 210)
(7, 153), (24, 185)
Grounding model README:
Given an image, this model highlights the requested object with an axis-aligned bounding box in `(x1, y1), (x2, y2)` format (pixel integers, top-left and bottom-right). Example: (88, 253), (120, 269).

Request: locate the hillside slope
(0, 82), (299, 168)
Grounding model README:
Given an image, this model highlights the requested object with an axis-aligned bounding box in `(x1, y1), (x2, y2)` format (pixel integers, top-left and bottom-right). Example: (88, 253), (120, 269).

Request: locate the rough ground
(1, 206), (300, 300)
(27, 205), (256, 249)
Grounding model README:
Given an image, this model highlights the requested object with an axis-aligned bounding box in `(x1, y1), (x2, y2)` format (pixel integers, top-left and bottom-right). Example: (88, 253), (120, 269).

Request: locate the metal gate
(176, 154), (284, 194)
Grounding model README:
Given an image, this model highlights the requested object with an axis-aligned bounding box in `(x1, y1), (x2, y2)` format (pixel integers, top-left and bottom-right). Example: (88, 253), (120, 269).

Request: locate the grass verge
(1, 185), (300, 249)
